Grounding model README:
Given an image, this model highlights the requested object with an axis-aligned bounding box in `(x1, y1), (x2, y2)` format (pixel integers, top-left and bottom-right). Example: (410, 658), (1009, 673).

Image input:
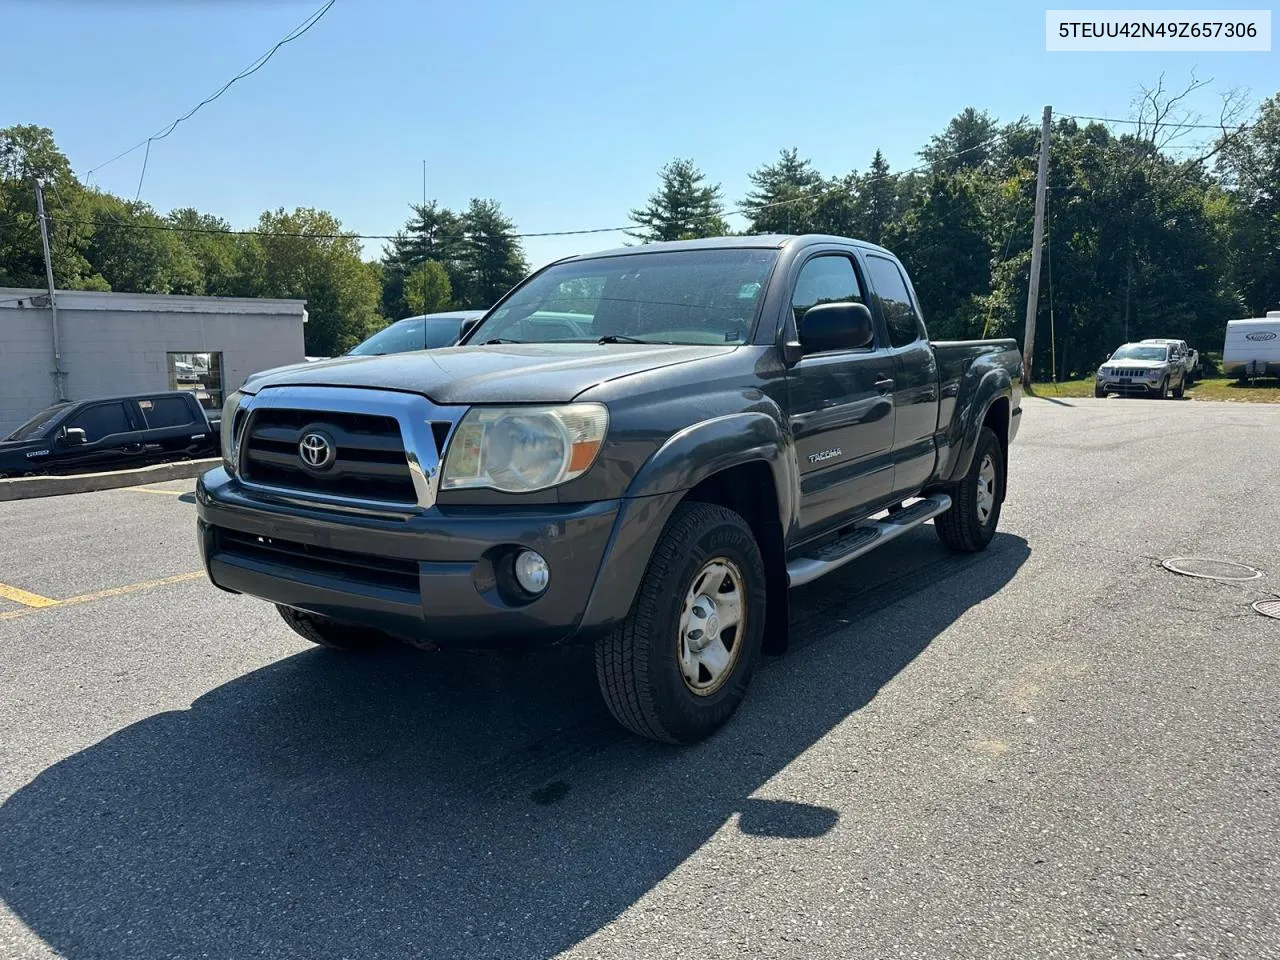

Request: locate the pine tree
(742, 148), (823, 234)
(627, 159), (728, 242)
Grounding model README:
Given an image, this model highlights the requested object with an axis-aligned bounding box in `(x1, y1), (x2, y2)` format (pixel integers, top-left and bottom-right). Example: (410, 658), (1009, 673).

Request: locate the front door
(786, 252), (897, 541)
(54, 400), (143, 472)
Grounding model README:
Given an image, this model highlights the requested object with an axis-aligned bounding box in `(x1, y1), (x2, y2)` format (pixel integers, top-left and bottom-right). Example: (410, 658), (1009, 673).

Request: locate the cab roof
(558, 233), (895, 263)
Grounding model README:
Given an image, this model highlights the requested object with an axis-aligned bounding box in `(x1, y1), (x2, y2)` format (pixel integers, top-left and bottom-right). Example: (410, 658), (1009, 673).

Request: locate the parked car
(345, 310), (488, 357)
(0, 391), (218, 478)
(1222, 313), (1280, 382)
(197, 234), (1023, 744)
(1095, 342), (1187, 398)
(1140, 338), (1198, 385)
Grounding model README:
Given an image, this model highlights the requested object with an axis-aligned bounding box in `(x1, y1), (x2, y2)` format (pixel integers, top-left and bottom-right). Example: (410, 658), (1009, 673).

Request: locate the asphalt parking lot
(1, 396), (1277, 960)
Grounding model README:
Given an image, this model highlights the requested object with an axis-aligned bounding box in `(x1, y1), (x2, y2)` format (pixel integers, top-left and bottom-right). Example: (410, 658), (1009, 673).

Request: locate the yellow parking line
(0, 571), (205, 622)
(0, 581), (59, 608)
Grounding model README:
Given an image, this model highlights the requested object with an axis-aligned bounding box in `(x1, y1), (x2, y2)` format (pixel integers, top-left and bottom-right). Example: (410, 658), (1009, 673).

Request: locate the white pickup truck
(1140, 338), (1198, 386)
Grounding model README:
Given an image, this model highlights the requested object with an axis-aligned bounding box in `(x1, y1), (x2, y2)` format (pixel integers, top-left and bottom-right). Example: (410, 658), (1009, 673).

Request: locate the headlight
(1099, 367), (1111, 376)
(441, 403), (608, 493)
(220, 391), (246, 474)
(1148, 369), (1162, 379)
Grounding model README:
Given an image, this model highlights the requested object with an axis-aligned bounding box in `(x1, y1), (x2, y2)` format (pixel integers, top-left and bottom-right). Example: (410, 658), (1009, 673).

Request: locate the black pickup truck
(196, 235), (1022, 743)
(1, 390), (218, 479)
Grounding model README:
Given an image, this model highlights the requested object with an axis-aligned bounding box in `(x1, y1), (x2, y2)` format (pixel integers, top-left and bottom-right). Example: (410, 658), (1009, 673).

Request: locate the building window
(168, 352), (223, 411)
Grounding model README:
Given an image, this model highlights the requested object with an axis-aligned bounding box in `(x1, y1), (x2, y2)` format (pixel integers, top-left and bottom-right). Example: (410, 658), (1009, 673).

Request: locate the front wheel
(276, 604), (395, 651)
(936, 425), (1004, 553)
(595, 502), (766, 744)
(1094, 383), (1106, 398)
(1173, 376), (1185, 399)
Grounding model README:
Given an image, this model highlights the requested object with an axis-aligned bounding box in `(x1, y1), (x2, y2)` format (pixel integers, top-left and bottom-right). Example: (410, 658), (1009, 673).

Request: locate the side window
(140, 397), (196, 429)
(64, 402), (133, 443)
(791, 255), (866, 327)
(865, 256), (925, 349)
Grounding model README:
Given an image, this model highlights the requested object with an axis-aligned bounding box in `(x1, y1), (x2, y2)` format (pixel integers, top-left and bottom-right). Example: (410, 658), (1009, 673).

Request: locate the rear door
(137, 395), (205, 455)
(863, 254), (940, 496)
(53, 400), (143, 471)
(785, 251), (898, 540)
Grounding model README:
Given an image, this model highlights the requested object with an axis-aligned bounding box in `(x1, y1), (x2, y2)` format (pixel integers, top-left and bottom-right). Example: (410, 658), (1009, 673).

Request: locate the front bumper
(196, 467), (679, 647)
(1097, 376), (1164, 395)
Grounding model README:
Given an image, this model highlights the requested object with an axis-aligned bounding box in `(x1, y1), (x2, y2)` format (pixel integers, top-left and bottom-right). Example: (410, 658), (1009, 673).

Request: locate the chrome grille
(241, 408), (417, 503)
(231, 386), (462, 511)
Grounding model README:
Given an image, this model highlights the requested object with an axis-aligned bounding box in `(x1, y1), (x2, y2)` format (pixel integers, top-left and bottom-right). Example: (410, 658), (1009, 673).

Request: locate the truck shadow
(0, 531), (1029, 960)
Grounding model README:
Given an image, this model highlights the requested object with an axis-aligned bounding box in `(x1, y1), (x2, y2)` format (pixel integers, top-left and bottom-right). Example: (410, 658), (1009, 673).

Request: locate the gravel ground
(1, 396), (1277, 960)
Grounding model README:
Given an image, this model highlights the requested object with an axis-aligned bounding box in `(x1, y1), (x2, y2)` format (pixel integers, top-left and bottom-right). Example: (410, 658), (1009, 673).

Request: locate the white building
(0, 288), (307, 435)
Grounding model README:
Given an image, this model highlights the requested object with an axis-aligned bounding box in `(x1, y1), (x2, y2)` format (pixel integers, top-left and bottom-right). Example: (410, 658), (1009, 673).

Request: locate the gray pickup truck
(196, 235), (1022, 743)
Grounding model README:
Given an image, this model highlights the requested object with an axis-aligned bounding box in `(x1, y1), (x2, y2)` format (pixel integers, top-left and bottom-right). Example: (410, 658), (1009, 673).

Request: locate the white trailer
(1222, 313), (1280, 381)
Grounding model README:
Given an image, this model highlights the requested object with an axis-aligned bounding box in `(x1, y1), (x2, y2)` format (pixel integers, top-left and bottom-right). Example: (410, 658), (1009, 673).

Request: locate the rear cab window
(139, 396), (198, 429)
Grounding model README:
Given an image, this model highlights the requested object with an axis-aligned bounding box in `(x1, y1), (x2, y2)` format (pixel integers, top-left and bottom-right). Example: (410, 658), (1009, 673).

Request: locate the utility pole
(1021, 105), (1052, 388)
(33, 178), (67, 401)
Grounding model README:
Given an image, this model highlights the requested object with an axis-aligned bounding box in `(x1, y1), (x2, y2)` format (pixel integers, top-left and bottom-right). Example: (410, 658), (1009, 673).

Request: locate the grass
(1026, 376), (1280, 403)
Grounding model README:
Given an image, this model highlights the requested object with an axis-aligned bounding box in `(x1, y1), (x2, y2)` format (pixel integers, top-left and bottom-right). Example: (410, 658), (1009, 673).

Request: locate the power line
(51, 131), (1013, 246)
(1061, 112), (1255, 132)
(82, 0), (337, 196)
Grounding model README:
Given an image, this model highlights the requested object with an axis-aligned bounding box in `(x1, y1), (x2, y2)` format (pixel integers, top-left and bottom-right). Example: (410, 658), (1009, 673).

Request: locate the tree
(458, 198), (528, 307)
(893, 172), (992, 339)
(628, 158), (728, 242)
(82, 193), (200, 295)
(742, 148), (823, 234)
(921, 108), (1001, 173)
(250, 207), (384, 355)
(1217, 92), (1280, 316)
(404, 260), (452, 314)
(380, 201), (468, 319)
(852, 151), (905, 245)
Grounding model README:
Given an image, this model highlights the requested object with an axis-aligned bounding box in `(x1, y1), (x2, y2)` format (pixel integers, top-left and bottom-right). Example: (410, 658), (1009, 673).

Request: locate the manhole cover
(1254, 599), (1280, 620)
(1160, 557), (1263, 582)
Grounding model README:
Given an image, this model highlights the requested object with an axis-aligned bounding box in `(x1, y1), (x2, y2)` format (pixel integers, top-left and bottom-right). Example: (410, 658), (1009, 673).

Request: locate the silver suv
(1096, 342), (1187, 399)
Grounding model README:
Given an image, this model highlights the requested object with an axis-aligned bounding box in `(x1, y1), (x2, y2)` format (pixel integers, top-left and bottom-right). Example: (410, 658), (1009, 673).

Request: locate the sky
(4, 0), (1275, 269)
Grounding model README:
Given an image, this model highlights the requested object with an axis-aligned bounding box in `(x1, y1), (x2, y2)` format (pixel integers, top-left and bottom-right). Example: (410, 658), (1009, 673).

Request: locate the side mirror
(458, 316), (482, 343)
(798, 301), (875, 355)
(64, 427), (86, 446)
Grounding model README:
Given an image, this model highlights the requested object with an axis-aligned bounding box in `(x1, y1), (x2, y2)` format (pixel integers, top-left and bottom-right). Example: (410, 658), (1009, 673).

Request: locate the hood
(240, 343), (740, 404)
(1105, 358), (1168, 369)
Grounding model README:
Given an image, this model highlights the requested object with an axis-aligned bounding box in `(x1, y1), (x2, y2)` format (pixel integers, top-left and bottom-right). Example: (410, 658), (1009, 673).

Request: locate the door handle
(874, 377), (895, 393)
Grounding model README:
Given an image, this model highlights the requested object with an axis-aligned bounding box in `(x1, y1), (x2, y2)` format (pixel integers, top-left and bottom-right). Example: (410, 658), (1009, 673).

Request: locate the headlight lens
(441, 403), (608, 493)
(220, 391), (245, 474)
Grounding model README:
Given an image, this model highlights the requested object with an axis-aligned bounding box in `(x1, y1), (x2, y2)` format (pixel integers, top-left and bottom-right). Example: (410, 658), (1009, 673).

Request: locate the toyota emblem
(298, 431), (336, 470)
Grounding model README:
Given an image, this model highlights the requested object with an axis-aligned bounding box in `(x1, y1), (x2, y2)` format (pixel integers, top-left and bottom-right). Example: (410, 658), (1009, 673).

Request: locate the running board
(786, 494), (952, 588)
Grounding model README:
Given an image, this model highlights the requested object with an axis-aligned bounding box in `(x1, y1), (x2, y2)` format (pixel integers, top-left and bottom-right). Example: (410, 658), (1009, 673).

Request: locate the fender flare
(943, 368), (1013, 487)
(624, 411), (796, 530)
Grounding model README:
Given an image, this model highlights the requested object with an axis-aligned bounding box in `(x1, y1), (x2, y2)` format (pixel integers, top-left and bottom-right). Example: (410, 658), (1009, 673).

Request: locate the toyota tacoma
(196, 235), (1023, 744)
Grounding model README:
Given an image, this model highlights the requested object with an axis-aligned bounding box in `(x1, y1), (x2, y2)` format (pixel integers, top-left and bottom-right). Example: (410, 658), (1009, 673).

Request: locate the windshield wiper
(482, 337), (524, 344)
(597, 334), (658, 344)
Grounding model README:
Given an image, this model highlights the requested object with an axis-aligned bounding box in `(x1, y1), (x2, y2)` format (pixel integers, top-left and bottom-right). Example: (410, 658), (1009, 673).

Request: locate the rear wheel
(275, 604), (395, 651)
(595, 502), (766, 744)
(936, 426), (1004, 554)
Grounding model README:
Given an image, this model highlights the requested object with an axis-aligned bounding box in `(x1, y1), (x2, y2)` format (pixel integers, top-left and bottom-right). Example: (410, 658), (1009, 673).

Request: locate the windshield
(347, 317), (462, 356)
(466, 248), (779, 346)
(1111, 345), (1169, 362)
(5, 403), (68, 442)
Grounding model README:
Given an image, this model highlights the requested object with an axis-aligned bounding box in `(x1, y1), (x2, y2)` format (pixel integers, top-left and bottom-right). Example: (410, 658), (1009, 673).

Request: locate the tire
(1157, 377), (1170, 400)
(1173, 376), (1185, 399)
(275, 604), (394, 651)
(1094, 384), (1106, 398)
(935, 425), (1004, 554)
(594, 502), (767, 745)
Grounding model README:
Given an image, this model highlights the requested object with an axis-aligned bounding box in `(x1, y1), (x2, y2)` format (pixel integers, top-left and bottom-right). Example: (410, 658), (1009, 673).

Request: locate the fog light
(513, 550), (550, 595)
